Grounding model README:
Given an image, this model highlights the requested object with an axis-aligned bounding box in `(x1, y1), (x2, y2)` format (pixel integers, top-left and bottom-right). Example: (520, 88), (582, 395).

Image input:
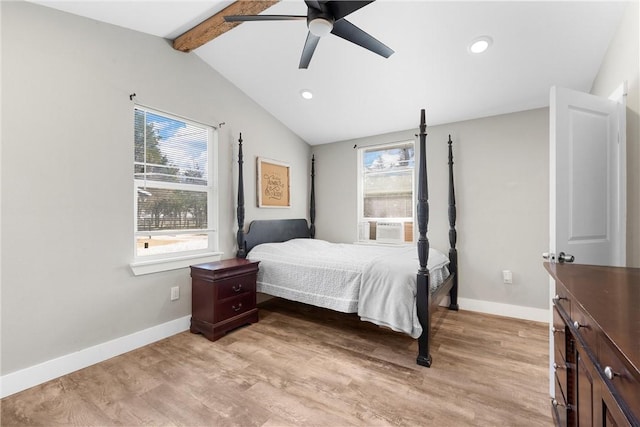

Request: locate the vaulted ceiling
(27, 1), (630, 145)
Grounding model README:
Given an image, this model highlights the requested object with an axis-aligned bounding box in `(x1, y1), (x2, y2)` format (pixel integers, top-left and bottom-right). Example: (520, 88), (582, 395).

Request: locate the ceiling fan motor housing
(307, 6), (335, 37)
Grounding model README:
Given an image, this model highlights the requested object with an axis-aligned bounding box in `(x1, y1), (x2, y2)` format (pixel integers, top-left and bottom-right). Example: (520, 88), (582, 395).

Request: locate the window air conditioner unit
(358, 221), (371, 241)
(376, 221), (404, 243)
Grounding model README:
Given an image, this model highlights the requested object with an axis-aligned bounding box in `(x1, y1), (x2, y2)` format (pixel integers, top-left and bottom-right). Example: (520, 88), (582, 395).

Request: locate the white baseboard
(0, 315), (191, 398)
(442, 297), (549, 323)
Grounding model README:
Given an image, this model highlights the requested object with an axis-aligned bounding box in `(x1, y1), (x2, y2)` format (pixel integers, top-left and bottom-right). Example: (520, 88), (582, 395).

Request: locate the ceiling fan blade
(224, 15), (306, 22)
(330, 19), (394, 58)
(299, 32), (321, 69)
(326, 1), (374, 20)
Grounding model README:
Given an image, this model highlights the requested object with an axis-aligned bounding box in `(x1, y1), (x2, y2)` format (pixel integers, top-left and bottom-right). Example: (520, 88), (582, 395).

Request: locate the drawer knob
(552, 294), (568, 304)
(604, 366), (619, 380)
(232, 303), (243, 312)
(553, 362), (566, 371)
(551, 398), (572, 410)
(232, 284), (243, 292)
(551, 326), (564, 334)
(573, 320), (582, 329)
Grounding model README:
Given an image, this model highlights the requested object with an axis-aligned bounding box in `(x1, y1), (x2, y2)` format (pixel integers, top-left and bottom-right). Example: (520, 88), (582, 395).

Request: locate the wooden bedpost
(236, 133), (247, 258)
(309, 155), (316, 238)
(416, 109), (432, 367)
(447, 135), (460, 310)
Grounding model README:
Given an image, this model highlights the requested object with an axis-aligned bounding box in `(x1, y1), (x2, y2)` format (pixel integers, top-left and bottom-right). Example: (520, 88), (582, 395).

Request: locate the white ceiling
(28, 0), (629, 145)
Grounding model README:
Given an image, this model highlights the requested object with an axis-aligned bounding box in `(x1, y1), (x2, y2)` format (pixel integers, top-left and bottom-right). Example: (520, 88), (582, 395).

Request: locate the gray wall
(313, 109), (551, 310)
(1, 1), (310, 375)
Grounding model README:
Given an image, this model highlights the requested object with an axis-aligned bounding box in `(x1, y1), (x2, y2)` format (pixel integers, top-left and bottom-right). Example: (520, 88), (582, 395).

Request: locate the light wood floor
(1, 298), (552, 426)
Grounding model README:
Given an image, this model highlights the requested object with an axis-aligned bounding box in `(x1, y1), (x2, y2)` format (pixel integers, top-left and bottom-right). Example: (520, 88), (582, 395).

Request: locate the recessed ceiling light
(300, 89), (313, 100)
(468, 36), (492, 54)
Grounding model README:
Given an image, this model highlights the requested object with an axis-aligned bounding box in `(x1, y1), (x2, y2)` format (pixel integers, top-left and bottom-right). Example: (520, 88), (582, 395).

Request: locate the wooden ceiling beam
(173, 0), (279, 52)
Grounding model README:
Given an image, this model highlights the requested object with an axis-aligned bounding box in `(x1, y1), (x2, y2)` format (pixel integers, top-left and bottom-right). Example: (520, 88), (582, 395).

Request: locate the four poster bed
(234, 109), (459, 367)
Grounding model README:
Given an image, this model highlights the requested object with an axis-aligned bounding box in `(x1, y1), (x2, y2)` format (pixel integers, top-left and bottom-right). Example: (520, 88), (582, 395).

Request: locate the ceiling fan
(224, 0), (394, 69)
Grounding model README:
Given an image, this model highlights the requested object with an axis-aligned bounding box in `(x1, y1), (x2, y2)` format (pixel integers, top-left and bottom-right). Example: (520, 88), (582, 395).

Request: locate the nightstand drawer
(216, 274), (256, 300)
(215, 293), (255, 323)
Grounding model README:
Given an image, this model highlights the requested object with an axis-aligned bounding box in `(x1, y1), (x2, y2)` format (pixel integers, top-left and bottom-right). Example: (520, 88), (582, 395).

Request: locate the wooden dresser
(545, 262), (639, 426)
(190, 258), (259, 342)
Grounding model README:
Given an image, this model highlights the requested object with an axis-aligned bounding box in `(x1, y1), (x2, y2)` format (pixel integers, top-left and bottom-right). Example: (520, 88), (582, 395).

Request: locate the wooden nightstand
(190, 258), (259, 341)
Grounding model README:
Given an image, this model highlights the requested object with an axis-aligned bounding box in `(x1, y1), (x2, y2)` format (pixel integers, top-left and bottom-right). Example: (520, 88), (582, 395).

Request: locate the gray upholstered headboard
(238, 219), (311, 258)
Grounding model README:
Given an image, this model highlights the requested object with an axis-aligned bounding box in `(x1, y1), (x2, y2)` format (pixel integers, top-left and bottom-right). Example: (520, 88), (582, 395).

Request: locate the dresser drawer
(552, 388), (570, 427)
(554, 368), (569, 404)
(216, 274), (256, 300)
(553, 285), (571, 317)
(215, 293), (255, 323)
(570, 302), (598, 357)
(552, 308), (571, 406)
(599, 337), (640, 422)
(553, 307), (568, 362)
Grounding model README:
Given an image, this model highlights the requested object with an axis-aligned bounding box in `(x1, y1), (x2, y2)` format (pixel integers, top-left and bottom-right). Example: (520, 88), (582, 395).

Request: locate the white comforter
(247, 239), (450, 338)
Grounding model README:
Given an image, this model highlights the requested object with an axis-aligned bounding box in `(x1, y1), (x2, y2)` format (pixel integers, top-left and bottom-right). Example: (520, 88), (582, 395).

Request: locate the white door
(548, 85), (626, 398)
(549, 85), (626, 266)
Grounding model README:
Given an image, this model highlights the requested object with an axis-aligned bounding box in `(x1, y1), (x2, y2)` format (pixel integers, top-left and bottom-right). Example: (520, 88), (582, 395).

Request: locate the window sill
(130, 252), (223, 276)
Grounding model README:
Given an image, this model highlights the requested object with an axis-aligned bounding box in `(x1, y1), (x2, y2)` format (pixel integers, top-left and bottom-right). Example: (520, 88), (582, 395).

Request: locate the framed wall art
(257, 157), (290, 208)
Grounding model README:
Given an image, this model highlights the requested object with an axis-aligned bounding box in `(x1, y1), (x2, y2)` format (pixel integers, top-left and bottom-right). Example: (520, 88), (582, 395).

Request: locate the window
(357, 141), (415, 243)
(131, 106), (219, 274)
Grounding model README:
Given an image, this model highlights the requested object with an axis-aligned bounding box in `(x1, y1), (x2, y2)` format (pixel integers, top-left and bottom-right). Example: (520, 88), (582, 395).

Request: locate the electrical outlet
(502, 270), (513, 284)
(170, 286), (180, 301)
